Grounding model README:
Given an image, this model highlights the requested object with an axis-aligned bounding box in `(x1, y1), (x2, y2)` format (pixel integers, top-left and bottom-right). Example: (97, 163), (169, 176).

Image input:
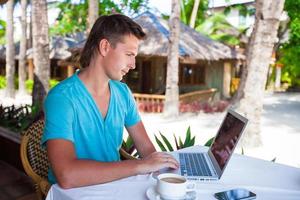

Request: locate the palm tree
(31, 0), (50, 109)
(18, 0), (27, 94)
(235, 0), (285, 147)
(5, 0), (15, 98)
(88, 0), (98, 33)
(180, 0), (208, 29)
(189, 0), (200, 28)
(164, 0), (180, 117)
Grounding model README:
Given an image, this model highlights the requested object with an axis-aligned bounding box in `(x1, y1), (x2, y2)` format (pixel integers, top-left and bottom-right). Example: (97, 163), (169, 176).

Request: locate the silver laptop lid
(208, 109), (248, 178)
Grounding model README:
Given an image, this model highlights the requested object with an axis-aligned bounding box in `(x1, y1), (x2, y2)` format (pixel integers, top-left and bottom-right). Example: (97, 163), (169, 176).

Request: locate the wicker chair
(20, 113), (137, 200)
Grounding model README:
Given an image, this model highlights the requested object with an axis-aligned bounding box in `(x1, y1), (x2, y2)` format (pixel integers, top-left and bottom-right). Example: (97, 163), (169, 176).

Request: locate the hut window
(179, 64), (205, 85)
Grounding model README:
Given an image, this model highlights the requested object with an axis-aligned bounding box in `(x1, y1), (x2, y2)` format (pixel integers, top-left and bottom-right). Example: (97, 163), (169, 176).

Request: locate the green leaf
(241, 148), (245, 155)
(126, 136), (134, 148)
(271, 157), (276, 162)
(204, 137), (215, 147)
(159, 132), (174, 152)
(190, 136), (195, 146)
(183, 126), (191, 147)
(155, 135), (167, 151)
(174, 134), (180, 150)
(179, 137), (184, 149)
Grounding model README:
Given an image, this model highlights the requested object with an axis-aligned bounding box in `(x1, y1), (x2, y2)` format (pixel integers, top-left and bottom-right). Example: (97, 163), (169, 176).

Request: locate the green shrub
(50, 79), (59, 88)
(0, 76), (59, 93)
(122, 126), (215, 158)
(0, 104), (40, 133)
(155, 126), (197, 151)
(25, 79), (34, 93)
(0, 75), (6, 89)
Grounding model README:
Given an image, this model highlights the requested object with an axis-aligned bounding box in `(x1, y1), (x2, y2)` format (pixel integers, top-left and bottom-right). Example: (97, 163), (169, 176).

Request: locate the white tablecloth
(46, 146), (300, 200)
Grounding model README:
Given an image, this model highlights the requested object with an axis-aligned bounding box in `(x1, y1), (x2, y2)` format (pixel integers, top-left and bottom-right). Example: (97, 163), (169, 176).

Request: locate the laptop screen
(210, 111), (246, 170)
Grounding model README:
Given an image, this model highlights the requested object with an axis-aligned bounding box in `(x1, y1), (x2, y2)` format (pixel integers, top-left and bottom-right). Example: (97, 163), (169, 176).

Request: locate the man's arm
(47, 138), (178, 189)
(126, 121), (156, 158)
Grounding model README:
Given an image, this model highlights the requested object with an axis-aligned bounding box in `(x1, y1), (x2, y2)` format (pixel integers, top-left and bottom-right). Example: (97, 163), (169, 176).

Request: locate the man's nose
(128, 58), (136, 69)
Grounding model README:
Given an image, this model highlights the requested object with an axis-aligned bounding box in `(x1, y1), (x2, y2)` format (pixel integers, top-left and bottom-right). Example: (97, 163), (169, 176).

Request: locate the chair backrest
(20, 114), (49, 183)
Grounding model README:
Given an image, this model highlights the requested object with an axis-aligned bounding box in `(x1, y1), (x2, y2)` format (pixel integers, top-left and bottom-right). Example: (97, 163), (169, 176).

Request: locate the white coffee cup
(156, 173), (196, 200)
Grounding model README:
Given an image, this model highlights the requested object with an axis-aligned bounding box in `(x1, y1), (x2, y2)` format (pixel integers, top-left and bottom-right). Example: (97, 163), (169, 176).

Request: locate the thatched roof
(27, 35), (83, 60)
(0, 33), (85, 61)
(69, 11), (243, 62)
(135, 11), (243, 60)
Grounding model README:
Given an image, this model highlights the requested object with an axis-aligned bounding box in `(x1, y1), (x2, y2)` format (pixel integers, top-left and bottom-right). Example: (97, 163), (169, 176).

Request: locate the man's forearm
(55, 159), (143, 189)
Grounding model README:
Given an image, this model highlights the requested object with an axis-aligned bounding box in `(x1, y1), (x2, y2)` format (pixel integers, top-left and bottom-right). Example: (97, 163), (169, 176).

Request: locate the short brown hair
(79, 14), (146, 68)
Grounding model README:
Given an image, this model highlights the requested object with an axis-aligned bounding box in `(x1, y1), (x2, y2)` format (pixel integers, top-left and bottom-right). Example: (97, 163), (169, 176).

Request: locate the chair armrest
(39, 178), (51, 195)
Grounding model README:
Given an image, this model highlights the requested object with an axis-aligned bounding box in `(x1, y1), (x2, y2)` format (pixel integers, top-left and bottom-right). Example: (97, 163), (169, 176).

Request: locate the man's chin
(110, 75), (123, 81)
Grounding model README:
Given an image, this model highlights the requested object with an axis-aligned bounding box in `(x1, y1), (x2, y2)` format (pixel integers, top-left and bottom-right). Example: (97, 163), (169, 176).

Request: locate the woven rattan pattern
(25, 119), (49, 179)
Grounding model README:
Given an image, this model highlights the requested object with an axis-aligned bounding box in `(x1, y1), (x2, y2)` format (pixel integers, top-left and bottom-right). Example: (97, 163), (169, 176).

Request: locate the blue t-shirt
(42, 71), (141, 184)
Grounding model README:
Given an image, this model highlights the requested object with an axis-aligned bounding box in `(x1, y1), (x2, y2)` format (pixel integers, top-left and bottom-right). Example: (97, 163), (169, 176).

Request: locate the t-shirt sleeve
(42, 93), (75, 146)
(124, 85), (141, 127)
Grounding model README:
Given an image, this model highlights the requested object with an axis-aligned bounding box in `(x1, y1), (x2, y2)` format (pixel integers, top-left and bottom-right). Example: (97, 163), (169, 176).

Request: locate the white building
(208, 0), (255, 28)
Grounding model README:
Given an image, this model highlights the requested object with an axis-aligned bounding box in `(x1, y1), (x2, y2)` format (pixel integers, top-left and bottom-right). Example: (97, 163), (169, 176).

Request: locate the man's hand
(136, 152), (179, 174)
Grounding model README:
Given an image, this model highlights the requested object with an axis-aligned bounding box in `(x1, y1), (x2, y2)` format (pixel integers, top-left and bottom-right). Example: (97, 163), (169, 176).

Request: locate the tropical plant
(223, 3), (255, 20)
(0, 19), (6, 44)
(155, 126), (215, 152)
(121, 135), (139, 158)
(121, 126), (215, 158)
(50, 0), (149, 36)
(0, 75), (59, 93)
(114, 0), (149, 16)
(50, 0), (89, 36)
(196, 13), (247, 47)
(0, 104), (40, 133)
(155, 126), (195, 151)
(180, 0), (209, 28)
(278, 0), (300, 88)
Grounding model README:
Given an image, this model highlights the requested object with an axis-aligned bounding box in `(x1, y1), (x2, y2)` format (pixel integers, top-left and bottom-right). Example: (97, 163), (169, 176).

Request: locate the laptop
(162, 109), (248, 181)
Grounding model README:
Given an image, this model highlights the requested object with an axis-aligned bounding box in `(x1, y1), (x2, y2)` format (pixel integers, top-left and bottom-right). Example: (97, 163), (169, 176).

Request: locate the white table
(45, 146), (300, 200)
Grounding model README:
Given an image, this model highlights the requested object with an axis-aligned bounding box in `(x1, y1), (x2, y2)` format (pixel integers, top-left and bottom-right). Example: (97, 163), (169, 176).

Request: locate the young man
(42, 14), (178, 189)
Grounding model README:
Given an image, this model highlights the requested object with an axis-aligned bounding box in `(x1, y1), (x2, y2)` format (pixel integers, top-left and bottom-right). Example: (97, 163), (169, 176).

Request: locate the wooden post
(67, 65), (74, 77)
(223, 62), (232, 98)
(28, 58), (34, 80)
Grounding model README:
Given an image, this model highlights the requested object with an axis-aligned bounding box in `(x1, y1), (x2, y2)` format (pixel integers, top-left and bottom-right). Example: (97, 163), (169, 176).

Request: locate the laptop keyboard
(179, 153), (212, 177)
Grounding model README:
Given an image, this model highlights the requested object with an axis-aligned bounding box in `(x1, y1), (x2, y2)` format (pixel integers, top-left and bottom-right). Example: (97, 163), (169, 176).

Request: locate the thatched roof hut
(69, 11), (243, 63)
(0, 33), (84, 61)
(135, 11), (243, 60)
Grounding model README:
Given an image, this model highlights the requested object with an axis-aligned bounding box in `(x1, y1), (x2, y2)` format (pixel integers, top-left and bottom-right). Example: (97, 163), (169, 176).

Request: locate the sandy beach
(1, 90), (299, 168)
(140, 92), (300, 168)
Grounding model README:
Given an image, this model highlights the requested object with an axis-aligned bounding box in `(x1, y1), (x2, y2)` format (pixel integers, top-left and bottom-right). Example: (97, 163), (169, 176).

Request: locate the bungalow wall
(125, 56), (235, 99)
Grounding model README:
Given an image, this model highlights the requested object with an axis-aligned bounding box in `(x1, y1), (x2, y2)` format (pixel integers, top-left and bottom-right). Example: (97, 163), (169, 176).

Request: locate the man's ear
(98, 39), (110, 57)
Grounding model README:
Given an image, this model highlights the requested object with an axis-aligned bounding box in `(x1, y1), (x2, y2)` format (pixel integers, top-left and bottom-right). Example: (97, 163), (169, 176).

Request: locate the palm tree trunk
(18, 0), (27, 94)
(31, 0), (50, 110)
(235, 0), (285, 147)
(5, 0), (15, 98)
(189, 0), (200, 28)
(88, 0), (99, 33)
(164, 0), (180, 118)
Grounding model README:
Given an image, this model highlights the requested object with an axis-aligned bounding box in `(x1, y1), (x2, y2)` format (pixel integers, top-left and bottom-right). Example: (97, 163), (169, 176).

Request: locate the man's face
(102, 34), (139, 81)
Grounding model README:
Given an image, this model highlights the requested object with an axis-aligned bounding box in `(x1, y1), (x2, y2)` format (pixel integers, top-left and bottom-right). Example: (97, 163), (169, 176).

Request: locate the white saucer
(146, 186), (197, 200)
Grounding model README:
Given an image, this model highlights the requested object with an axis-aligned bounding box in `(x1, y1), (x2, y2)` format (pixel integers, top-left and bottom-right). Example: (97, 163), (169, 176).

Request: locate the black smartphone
(214, 188), (256, 200)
